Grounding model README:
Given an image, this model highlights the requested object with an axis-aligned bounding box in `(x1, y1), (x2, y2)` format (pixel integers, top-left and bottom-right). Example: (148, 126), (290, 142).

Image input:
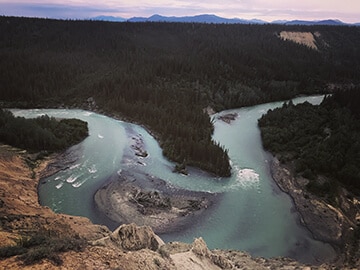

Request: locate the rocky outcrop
(218, 112), (238, 123)
(130, 134), (148, 157)
(164, 237), (332, 270)
(110, 223), (164, 251)
(192, 237), (233, 269)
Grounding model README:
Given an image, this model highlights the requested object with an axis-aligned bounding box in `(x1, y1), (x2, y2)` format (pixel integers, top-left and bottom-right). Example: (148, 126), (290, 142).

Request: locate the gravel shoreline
(270, 157), (360, 263)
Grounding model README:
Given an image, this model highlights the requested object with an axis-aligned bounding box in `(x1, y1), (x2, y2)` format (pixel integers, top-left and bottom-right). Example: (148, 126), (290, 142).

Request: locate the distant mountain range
(281, 19), (346, 25)
(91, 14), (359, 26)
(127, 14), (267, 24)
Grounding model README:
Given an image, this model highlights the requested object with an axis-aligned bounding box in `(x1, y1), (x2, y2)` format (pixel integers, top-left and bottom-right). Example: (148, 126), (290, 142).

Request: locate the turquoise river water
(11, 96), (336, 263)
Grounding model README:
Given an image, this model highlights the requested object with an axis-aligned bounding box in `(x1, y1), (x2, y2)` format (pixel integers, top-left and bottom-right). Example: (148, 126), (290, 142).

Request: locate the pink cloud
(0, 0), (359, 23)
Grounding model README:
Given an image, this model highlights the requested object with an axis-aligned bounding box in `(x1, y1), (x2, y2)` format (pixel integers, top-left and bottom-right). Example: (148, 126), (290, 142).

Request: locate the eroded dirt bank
(271, 157), (360, 266)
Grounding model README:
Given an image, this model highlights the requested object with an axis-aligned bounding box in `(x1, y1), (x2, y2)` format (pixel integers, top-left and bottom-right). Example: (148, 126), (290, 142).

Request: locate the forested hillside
(1, 16), (359, 176)
(258, 89), (360, 197)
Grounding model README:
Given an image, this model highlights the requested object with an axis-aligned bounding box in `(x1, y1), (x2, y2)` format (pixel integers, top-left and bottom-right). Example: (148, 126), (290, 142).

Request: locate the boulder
(192, 237), (211, 257)
(111, 223), (164, 251)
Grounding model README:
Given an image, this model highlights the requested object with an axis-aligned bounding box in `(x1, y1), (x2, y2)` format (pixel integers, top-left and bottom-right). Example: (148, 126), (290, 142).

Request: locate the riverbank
(10, 103), (355, 265)
(94, 170), (219, 234)
(0, 145), (337, 269)
(33, 99), (341, 262)
(0, 144), (110, 242)
(270, 157), (360, 264)
(38, 145), (84, 180)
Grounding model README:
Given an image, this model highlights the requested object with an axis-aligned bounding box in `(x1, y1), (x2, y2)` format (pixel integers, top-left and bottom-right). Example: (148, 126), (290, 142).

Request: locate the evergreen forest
(1, 16), (360, 176)
(0, 109), (88, 152)
(258, 89), (360, 196)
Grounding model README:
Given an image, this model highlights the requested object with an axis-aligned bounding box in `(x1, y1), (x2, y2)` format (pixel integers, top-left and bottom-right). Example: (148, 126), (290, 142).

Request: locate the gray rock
(111, 223), (164, 251)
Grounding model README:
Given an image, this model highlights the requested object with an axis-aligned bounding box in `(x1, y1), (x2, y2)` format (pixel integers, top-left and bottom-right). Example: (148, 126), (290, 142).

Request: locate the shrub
(0, 231), (87, 266)
(0, 245), (27, 259)
(20, 246), (61, 266)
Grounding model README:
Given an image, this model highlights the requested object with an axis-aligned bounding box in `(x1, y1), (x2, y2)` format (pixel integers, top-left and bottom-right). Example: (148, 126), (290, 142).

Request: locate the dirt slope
(279, 31), (319, 50)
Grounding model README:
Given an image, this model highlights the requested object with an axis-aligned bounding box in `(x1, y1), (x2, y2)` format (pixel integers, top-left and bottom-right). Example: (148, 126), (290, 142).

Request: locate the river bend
(11, 96), (336, 263)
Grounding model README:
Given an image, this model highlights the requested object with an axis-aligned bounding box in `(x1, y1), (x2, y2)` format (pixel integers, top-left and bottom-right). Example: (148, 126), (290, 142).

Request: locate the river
(11, 95), (336, 263)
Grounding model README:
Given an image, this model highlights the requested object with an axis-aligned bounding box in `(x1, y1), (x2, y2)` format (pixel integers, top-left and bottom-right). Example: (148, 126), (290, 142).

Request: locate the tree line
(0, 109), (88, 152)
(0, 16), (359, 176)
(258, 88), (360, 197)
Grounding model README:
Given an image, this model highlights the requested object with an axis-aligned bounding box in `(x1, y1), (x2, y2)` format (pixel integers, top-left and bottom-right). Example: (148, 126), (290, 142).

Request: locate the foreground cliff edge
(0, 145), (339, 269)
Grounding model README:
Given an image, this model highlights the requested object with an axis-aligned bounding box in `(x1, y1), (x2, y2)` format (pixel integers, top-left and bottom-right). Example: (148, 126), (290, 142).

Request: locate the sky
(0, 0), (359, 23)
